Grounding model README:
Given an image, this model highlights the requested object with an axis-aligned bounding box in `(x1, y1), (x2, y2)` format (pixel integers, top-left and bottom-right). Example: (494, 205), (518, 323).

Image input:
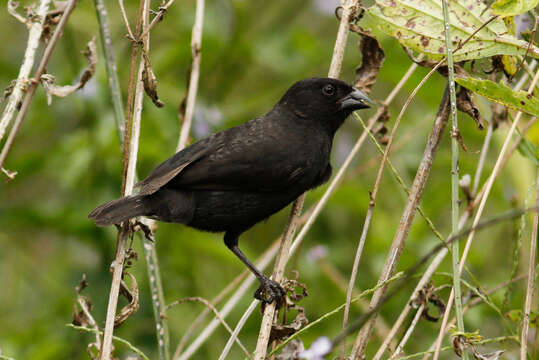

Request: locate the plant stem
(0, 0), (78, 170)
(0, 0), (51, 143)
(93, 0), (125, 144)
(177, 0), (205, 151)
(441, 1), (468, 359)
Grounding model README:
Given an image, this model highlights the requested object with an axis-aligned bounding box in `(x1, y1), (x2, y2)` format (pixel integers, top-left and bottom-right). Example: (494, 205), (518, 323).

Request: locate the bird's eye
(322, 84), (335, 97)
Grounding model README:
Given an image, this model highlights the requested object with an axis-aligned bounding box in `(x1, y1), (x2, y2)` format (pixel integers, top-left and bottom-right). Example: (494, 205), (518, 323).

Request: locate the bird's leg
(224, 232), (285, 307)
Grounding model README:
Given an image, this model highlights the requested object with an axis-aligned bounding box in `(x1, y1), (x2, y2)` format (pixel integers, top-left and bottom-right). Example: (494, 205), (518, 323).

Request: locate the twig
(163, 297), (250, 358)
(140, 0), (176, 40)
(389, 304), (425, 360)
(218, 299), (258, 360)
(342, 61), (421, 343)
(0, 0), (51, 143)
(95, 1), (171, 358)
(441, 1), (468, 359)
(432, 66), (539, 360)
(68, 324), (150, 360)
(173, 268), (248, 359)
(0, 0), (78, 170)
(328, 0), (358, 79)
(351, 87), (451, 357)
(77, 296), (102, 350)
(253, 196), (305, 360)
(520, 146), (539, 359)
(117, 0), (135, 41)
(177, 0), (205, 151)
(99, 1), (148, 359)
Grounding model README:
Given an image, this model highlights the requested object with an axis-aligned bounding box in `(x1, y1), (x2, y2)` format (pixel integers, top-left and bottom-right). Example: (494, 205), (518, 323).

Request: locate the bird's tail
(88, 195), (146, 226)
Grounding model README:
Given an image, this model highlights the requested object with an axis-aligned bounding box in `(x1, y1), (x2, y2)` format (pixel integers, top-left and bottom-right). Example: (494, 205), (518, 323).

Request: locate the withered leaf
(114, 272), (139, 328)
(355, 30), (385, 95)
(40, 37), (97, 104)
(142, 52), (164, 108)
(457, 87), (484, 130)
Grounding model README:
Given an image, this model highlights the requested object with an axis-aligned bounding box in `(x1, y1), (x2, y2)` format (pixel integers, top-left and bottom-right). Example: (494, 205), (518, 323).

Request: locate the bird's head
(278, 77), (372, 133)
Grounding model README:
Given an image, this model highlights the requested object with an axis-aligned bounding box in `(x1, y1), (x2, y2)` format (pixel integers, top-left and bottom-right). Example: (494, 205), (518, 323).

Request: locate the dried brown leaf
(269, 306), (308, 343)
(457, 87), (484, 129)
(114, 272), (139, 328)
(355, 31), (385, 95)
(40, 37), (97, 104)
(142, 52), (164, 108)
(7, 1), (27, 25)
(472, 350), (505, 360)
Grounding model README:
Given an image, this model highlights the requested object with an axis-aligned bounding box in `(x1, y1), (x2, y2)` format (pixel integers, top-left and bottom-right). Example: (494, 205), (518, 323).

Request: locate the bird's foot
(254, 276), (286, 308)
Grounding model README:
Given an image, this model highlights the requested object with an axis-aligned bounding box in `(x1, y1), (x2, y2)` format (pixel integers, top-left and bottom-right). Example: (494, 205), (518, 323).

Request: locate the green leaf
(367, 0), (539, 61)
(516, 137), (539, 165)
(492, 0), (539, 17)
(505, 309), (539, 327)
(455, 76), (539, 117)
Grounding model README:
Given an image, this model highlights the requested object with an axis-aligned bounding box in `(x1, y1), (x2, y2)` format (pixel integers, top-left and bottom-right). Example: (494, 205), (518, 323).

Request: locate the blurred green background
(0, 0), (536, 359)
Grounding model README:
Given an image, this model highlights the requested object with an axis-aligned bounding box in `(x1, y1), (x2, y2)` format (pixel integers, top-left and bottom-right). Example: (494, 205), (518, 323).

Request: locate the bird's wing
(135, 142), (213, 195)
(136, 117), (313, 194)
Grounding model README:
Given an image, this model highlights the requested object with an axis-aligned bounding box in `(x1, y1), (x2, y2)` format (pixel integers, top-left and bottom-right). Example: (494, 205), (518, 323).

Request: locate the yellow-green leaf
(367, 0), (539, 61)
(455, 76), (539, 117)
(492, 0), (539, 17)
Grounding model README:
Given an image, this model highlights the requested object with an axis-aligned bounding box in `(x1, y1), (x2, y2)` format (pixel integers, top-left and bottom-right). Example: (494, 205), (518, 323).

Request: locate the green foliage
(492, 0), (539, 17)
(367, 0), (539, 61)
(455, 76), (539, 116)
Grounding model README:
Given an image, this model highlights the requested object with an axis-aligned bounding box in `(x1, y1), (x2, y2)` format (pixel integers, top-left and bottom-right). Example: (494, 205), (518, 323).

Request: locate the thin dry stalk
(342, 61), (420, 346)
(520, 137), (539, 360)
(253, 196), (305, 359)
(389, 304), (425, 360)
(432, 67), (539, 360)
(351, 88), (451, 357)
(173, 269), (248, 359)
(0, 0), (78, 170)
(164, 297), (250, 358)
(94, 0), (125, 143)
(0, 0), (51, 143)
(372, 106), (496, 360)
(218, 301), (259, 360)
(177, 0), (205, 151)
(99, 1), (149, 359)
(140, 0), (176, 40)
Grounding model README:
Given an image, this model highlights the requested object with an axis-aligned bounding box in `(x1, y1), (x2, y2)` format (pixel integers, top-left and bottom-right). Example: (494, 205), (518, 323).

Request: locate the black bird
(89, 77), (371, 305)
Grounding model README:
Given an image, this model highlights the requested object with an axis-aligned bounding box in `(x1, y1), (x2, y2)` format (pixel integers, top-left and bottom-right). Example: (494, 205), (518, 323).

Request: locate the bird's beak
(339, 88), (373, 111)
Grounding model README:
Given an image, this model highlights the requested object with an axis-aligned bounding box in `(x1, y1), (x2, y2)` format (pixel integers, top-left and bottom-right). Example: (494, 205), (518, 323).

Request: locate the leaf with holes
(367, 0), (539, 61)
(492, 0), (539, 17)
(455, 76), (539, 117)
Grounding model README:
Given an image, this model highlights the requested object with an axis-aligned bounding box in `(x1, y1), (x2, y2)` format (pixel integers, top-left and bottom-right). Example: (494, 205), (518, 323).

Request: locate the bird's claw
(254, 277), (286, 308)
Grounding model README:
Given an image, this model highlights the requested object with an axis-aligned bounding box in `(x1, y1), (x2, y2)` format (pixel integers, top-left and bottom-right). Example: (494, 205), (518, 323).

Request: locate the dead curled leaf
(40, 37), (97, 104)
(269, 306), (308, 343)
(354, 30), (385, 95)
(457, 87), (484, 130)
(114, 272), (139, 328)
(142, 52), (164, 108)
